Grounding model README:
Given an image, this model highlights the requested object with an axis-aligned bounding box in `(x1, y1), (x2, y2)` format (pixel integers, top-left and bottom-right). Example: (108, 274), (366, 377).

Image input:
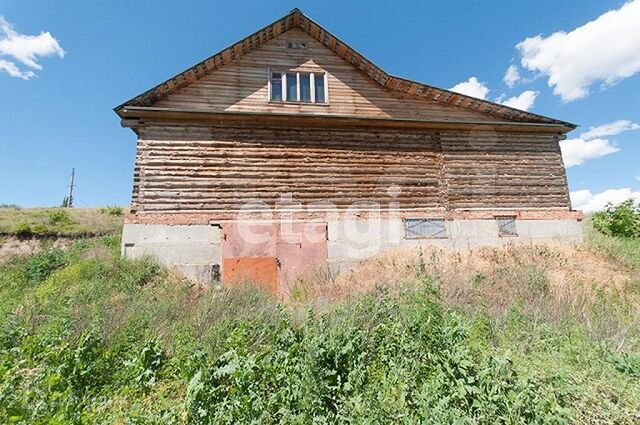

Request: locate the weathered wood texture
(439, 131), (570, 209)
(154, 29), (502, 123)
(129, 123), (570, 213)
(119, 9), (570, 127)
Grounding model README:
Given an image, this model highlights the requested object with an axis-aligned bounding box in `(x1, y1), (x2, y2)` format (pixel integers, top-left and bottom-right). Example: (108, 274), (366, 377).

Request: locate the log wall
(130, 122), (571, 213)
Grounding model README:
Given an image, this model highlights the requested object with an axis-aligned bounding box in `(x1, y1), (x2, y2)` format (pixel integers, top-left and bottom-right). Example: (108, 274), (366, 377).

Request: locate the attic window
(287, 41), (307, 49)
(269, 69), (327, 104)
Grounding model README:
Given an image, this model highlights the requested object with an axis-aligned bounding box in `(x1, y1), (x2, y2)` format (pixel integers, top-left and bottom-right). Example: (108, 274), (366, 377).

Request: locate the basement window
(496, 216), (518, 237)
(268, 69), (328, 103)
(405, 218), (447, 239)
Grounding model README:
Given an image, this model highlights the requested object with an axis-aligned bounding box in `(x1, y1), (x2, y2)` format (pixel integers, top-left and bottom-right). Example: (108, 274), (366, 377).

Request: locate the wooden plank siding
(116, 9), (574, 128)
(129, 123), (571, 213)
(154, 29), (503, 123)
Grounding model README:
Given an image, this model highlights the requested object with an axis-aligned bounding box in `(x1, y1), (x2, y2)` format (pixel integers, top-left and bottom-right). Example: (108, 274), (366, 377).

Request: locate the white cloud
(503, 65), (520, 88)
(516, 0), (640, 102)
(560, 137), (619, 167)
(570, 188), (640, 213)
(0, 15), (64, 79)
(497, 90), (538, 111)
(0, 58), (34, 79)
(581, 119), (640, 140)
(636, 175), (640, 181)
(560, 119), (639, 168)
(450, 77), (489, 99)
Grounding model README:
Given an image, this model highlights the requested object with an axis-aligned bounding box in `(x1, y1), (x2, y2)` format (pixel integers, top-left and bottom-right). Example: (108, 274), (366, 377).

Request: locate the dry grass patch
(291, 241), (640, 349)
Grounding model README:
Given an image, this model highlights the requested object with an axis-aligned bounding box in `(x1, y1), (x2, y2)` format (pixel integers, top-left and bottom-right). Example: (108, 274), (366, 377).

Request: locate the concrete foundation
(325, 218), (583, 272)
(122, 223), (222, 282)
(122, 218), (583, 283)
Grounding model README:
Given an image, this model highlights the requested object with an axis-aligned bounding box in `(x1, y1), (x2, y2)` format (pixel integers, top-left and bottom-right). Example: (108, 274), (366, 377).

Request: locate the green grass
(0, 207), (124, 237)
(587, 225), (640, 271)
(0, 232), (639, 423)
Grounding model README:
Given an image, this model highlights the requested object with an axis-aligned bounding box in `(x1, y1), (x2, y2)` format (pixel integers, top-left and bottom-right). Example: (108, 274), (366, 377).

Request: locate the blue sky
(1, 0), (638, 211)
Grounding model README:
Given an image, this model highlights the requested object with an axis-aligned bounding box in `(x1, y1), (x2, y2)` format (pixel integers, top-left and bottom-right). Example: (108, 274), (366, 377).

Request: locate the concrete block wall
(122, 224), (222, 282)
(122, 218), (583, 282)
(326, 218), (583, 272)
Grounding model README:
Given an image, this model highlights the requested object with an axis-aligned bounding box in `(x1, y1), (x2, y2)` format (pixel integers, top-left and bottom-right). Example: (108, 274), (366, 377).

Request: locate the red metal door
(221, 222), (327, 295)
(276, 222), (328, 294)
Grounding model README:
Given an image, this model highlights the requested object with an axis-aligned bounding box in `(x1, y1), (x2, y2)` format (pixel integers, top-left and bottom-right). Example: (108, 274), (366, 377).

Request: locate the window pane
(286, 73), (297, 101)
(314, 74), (325, 103)
(270, 76), (282, 101)
(300, 73), (311, 102)
(405, 219), (446, 239)
(497, 217), (517, 236)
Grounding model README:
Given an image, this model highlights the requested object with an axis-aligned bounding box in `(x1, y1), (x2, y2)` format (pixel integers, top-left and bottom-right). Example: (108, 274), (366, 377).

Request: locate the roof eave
(118, 106), (576, 133)
(114, 8), (577, 130)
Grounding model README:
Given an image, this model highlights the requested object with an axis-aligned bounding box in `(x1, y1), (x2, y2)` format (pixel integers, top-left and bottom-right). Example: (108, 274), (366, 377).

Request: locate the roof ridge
(115, 8), (576, 129)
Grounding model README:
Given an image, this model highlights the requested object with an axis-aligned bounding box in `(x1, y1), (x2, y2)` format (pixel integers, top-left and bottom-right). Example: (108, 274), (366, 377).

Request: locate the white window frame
(268, 68), (328, 104)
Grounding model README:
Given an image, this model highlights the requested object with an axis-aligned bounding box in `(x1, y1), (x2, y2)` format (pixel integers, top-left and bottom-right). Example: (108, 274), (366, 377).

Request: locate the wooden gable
(153, 29), (503, 122)
(115, 9), (575, 130)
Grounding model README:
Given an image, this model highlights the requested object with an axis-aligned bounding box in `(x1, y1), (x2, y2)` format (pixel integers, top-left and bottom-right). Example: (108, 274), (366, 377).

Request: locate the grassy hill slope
(0, 206), (124, 238)
(0, 221), (639, 423)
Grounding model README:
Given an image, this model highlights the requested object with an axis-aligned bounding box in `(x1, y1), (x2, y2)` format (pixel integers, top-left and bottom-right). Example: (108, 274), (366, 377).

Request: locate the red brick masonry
(124, 209), (584, 225)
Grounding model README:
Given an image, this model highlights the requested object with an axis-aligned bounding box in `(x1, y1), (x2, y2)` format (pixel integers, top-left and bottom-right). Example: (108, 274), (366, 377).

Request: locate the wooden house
(115, 9), (583, 292)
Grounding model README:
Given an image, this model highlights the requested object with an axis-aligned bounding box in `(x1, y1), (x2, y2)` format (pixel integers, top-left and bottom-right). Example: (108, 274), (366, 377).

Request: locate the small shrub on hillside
(23, 248), (71, 284)
(592, 199), (640, 238)
(100, 206), (124, 217)
(13, 222), (33, 237)
(11, 222), (47, 237)
(127, 339), (166, 391)
(47, 208), (73, 226)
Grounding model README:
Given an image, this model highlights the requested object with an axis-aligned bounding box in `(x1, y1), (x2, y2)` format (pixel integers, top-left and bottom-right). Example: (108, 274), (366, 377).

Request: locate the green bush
(592, 199), (640, 238)
(23, 248), (72, 283)
(100, 206), (124, 217)
(11, 221), (48, 237)
(47, 208), (73, 226)
(13, 222), (33, 237)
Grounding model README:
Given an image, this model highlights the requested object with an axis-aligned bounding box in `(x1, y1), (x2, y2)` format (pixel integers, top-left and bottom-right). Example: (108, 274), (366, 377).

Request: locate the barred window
(405, 218), (447, 239)
(496, 216), (518, 237)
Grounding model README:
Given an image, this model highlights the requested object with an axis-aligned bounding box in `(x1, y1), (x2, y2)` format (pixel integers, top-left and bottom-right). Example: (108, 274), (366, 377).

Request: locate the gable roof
(114, 8), (576, 130)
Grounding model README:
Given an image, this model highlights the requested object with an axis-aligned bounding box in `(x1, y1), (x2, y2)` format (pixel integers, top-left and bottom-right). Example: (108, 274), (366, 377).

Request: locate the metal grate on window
(405, 218), (447, 239)
(496, 216), (518, 237)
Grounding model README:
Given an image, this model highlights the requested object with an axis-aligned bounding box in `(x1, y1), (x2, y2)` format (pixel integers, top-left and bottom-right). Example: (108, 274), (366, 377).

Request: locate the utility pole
(67, 168), (75, 208)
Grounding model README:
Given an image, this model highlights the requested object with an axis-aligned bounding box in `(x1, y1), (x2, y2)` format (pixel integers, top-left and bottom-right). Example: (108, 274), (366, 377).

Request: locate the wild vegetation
(592, 199), (640, 238)
(0, 207), (124, 238)
(0, 205), (639, 423)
